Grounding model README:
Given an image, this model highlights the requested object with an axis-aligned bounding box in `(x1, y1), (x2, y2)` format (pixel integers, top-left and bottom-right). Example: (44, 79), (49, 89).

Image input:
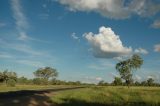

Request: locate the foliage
(33, 67), (58, 80)
(32, 78), (48, 85)
(0, 70), (17, 85)
(6, 79), (16, 87)
(113, 77), (122, 86)
(116, 54), (143, 87)
(98, 80), (109, 86)
(147, 78), (154, 86)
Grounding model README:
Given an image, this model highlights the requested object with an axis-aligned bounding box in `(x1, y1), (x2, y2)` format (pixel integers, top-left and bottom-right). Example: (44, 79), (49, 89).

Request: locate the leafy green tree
(116, 54), (143, 88)
(6, 79), (16, 87)
(33, 67), (58, 80)
(141, 81), (147, 86)
(0, 70), (17, 84)
(113, 77), (122, 86)
(98, 80), (105, 86)
(147, 78), (154, 86)
(17, 76), (29, 84)
(134, 81), (140, 86)
(0, 72), (4, 82)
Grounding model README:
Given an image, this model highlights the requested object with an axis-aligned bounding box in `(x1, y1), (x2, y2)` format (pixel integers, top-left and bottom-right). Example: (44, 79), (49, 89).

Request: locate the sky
(0, 0), (160, 84)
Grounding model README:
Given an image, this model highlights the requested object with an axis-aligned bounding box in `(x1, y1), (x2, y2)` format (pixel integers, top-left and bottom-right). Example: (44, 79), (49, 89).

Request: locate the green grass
(0, 84), (78, 92)
(52, 86), (160, 106)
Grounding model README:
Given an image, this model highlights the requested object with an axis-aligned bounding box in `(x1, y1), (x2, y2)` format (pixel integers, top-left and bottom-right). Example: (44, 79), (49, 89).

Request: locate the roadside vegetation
(52, 86), (160, 106)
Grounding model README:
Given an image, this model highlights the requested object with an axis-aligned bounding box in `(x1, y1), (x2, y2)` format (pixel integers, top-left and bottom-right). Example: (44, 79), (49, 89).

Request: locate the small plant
(6, 79), (16, 87)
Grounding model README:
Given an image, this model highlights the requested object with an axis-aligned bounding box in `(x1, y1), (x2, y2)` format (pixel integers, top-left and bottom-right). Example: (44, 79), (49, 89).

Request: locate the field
(0, 85), (160, 106)
(52, 86), (160, 106)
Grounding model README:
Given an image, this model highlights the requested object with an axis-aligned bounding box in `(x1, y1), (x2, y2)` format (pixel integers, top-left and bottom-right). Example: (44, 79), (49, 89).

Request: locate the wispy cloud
(0, 22), (7, 28)
(11, 0), (50, 43)
(11, 0), (28, 31)
(154, 44), (160, 52)
(0, 52), (13, 59)
(83, 76), (103, 84)
(71, 32), (80, 41)
(38, 13), (50, 20)
(152, 19), (160, 29)
(134, 48), (148, 55)
(0, 39), (44, 56)
(15, 60), (45, 68)
(88, 60), (114, 71)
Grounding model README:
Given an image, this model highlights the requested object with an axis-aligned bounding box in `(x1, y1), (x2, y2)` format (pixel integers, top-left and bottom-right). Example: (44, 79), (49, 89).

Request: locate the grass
(0, 84), (80, 92)
(52, 86), (160, 106)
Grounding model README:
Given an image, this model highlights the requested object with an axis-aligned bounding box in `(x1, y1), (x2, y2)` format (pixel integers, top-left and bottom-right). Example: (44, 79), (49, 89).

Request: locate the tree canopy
(116, 54), (143, 87)
(33, 67), (58, 80)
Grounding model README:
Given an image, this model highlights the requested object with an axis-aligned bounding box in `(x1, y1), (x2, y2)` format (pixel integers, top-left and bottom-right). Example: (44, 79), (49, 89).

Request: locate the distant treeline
(0, 67), (93, 87)
(98, 77), (160, 87)
(0, 68), (159, 87)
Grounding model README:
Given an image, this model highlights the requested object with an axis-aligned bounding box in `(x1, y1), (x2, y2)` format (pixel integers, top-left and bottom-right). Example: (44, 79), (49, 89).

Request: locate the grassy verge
(0, 84), (81, 92)
(52, 86), (160, 106)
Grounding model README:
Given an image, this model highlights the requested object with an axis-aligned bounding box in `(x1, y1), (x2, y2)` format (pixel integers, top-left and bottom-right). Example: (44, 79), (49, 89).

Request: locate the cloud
(11, 0), (49, 43)
(84, 76), (103, 84)
(58, 0), (130, 19)
(88, 60), (114, 70)
(39, 13), (50, 20)
(0, 22), (7, 28)
(58, 0), (160, 28)
(16, 60), (45, 67)
(0, 39), (44, 56)
(134, 75), (142, 81)
(152, 19), (160, 29)
(11, 0), (28, 31)
(95, 77), (102, 81)
(147, 75), (154, 79)
(129, 0), (160, 17)
(0, 52), (13, 59)
(11, 0), (29, 40)
(71, 32), (80, 41)
(83, 26), (132, 58)
(135, 48), (148, 55)
(154, 44), (160, 52)
(58, 0), (160, 20)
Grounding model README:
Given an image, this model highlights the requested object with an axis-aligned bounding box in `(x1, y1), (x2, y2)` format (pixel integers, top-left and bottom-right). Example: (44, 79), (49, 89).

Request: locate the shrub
(6, 79), (16, 87)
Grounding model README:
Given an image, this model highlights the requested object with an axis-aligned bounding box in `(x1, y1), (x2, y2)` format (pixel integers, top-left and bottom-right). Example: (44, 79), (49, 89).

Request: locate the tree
(141, 81), (147, 86)
(17, 76), (29, 84)
(33, 67), (58, 80)
(116, 54), (143, 88)
(113, 77), (122, 86)
(0, 70), (17, 84)
(134, 81), (140, 86)
(0, 72), (4, 82)
(147, 78), (154, 86)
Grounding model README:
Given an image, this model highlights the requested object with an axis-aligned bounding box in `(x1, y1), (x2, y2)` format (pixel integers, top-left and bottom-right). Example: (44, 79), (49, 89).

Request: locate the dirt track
(0, 87), (84, 106)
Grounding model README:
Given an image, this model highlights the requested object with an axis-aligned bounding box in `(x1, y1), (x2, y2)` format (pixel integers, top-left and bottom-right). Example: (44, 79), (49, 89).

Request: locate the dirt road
(0, 87), (84, 106)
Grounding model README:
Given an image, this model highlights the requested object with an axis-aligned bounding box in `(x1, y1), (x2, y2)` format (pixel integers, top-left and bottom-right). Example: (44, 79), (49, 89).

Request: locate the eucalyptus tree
(116, 54), (143, 88)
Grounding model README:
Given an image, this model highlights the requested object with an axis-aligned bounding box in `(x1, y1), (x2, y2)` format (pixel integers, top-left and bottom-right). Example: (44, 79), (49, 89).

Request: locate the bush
(33, 78), (48, 85)
(6, 79), (16, 87)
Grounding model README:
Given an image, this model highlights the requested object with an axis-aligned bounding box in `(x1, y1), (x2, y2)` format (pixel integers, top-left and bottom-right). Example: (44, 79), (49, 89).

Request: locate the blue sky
(0, 0), (160, 83)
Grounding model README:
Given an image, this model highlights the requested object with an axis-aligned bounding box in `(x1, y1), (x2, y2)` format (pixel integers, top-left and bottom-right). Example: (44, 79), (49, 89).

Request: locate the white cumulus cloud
(58, 0), (130, 19)
(83, 26), (132, 58)
(58, 0), (160, 28)
(58, 0), (160, 20)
